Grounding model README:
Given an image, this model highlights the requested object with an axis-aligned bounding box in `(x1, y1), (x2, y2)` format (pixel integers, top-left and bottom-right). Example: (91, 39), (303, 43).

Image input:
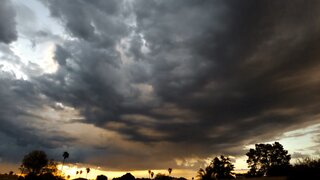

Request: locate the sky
(1, 0), (320, 179)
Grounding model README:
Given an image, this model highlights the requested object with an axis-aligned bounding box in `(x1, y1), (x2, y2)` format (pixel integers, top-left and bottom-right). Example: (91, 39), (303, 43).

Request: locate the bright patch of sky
(60, 164), (197, 180)
(13, 0), (64, 35)
(1, 0), (66, 78)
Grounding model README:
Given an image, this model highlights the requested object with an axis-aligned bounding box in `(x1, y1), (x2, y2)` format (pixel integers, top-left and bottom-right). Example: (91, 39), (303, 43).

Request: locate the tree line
(197, 142), (320, 180)
(5, 141), (320, 180)
(14, 151), (180, 180)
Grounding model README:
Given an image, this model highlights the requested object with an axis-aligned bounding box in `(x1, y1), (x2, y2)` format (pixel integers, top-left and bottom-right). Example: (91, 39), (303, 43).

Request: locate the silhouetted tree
(168, 168), (172, 175)
(61, 151), (69, 171)
(41, 159), (59, 175)
(212, 156), (235, 179)
(39, 172), (65, 180)
(151, 172), (154, 179)
(22, 150), (48, 175)
(197, 155), (235, 180)
(80, 170), (83, 177)
(22, 152), (64, 180)
(246, 142), (291, 177)
(97, 174), (108, 180)
(86, 167), (90, 179)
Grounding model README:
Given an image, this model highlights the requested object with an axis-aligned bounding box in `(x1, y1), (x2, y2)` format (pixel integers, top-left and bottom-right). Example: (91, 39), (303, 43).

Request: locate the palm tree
(197, 166), (215, 180)
(148, 170), (151, 179)
(168, 168), (172, 175)
(151, 171), (154, 179)
(86, 167), (90, 179)
(197, 155), (235, 180)
(61, 151), (69, 171)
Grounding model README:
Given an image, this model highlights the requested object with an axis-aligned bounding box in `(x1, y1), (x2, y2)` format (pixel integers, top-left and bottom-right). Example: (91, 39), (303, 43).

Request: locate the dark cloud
(132, 0), (320, 143)
(54, 45), (70, 66)
(0, 70), (78, 163)
(33, 0), (320, 169)
(45, 0), (128, 43)
(0, 0), (17, 43)
(1, 0), (320, 170)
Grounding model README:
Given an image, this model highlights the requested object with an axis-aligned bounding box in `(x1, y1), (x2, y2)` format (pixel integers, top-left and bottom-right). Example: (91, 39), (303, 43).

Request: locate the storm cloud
(1, 0), (320, 170)
(0, 0), (17, 44)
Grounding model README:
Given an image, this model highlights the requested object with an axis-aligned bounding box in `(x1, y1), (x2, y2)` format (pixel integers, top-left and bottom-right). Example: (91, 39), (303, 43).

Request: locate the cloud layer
(1, 0), (320, 170)
(0, 0), (17, 44)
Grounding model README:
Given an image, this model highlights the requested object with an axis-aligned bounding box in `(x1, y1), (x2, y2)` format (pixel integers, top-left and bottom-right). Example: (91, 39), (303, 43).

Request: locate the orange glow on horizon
(58, 163), (248, 180)
(58, 164), (198, 179)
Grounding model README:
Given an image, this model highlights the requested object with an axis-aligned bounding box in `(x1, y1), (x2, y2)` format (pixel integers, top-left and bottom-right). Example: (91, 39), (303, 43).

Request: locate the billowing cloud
(1, 0), (320, 171)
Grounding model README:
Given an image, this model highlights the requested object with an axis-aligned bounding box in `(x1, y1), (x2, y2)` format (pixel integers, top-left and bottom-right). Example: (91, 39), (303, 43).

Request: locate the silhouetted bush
(288, 158), (320, 180)
(154, 174), (187, 180)
(97, 175), (108, 180)
(113, 173), (135, 180)
(43, 172), (65, 180)
(154, 174), (173, 180)
(267, 164), (292, 176)
(25, 172), (39, 180)
(24, 172), (65, 180)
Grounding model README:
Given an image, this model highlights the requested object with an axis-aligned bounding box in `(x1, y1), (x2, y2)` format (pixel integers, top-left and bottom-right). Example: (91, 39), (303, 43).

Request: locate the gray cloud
(1, 0), (320, 170)
(45, 0), (128, 43)
(0, 69), (78, 163)
(0, 0), (17, 43)
(34, 0), (320, 168)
